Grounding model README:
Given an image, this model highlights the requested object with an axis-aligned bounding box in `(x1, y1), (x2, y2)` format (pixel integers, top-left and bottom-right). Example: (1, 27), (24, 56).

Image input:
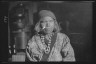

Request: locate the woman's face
(40, 16), (55, 34)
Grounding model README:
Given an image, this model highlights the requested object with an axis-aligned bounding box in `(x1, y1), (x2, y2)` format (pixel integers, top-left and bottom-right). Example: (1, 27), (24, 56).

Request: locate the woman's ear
(53, 21), (57, 32)
(34, 21), (40, 32)
(39, 23), (42, 29)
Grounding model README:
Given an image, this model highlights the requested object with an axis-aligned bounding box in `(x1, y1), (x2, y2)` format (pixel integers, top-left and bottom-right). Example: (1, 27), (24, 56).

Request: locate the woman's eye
(41, 21), (46, 23)
(50, 20), (54, 22)
(40, 21), (44, 23)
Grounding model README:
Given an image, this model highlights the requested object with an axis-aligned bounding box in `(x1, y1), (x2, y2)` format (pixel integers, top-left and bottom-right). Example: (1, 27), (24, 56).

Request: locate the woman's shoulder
(28, 34), (37, 42)
(30, 34), (39, 38)
(28, 34), (40, 44)
(57, 32), (68, 38)
(29, 34), (41, 42)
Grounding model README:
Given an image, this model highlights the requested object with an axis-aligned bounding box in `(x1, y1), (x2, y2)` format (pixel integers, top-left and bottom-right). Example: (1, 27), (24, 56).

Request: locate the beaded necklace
(40, 33), (54, 54)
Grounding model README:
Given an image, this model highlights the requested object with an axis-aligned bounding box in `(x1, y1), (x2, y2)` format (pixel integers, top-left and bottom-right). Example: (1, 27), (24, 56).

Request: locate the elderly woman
(26, 10), (76, 62)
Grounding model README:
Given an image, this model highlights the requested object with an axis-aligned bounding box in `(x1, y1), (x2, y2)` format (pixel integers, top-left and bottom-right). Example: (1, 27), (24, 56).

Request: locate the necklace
(40, 33), (54, 54)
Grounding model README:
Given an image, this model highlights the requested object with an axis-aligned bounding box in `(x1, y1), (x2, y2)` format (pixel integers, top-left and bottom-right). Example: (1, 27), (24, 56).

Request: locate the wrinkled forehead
(39, 16), (54, 22)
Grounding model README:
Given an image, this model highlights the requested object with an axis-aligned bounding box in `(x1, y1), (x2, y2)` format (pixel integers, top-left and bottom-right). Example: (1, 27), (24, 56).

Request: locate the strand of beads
(40, 35), (47, 53)
(41, 33), (54, 54)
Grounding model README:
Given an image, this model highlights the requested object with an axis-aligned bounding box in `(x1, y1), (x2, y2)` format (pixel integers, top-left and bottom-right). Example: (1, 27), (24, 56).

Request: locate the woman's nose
(46, 22), (49, 27)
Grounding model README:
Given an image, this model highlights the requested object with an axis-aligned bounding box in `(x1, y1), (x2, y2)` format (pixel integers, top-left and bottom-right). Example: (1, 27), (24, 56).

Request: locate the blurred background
(6, 1), (92, 62)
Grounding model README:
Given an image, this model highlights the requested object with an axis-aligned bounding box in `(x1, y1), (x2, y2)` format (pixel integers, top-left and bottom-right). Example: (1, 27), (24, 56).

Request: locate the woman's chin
(44, 30), (52, 34)
(43, 28), (53, 34)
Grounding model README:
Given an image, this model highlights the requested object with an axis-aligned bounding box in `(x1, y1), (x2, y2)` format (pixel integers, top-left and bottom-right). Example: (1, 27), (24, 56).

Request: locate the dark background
(0, 1), (93, 62)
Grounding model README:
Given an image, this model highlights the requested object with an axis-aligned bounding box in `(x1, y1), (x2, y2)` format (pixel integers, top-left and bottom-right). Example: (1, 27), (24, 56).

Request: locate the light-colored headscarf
(34, 10), (61, 33)
(38, 10), (56, 20)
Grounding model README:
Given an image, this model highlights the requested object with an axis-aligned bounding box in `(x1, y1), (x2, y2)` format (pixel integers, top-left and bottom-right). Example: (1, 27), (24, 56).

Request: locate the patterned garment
(26, 32), (76, 62)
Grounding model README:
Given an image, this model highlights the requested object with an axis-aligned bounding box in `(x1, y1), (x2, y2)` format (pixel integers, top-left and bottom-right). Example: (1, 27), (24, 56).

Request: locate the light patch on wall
(44, 1), (64, 3)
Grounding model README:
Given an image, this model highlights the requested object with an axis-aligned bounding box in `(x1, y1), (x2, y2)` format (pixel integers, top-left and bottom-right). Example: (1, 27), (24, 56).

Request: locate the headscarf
(38, 10), (56, 20)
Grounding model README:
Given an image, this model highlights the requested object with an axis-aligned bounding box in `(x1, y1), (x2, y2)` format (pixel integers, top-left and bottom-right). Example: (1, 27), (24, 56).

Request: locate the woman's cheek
(41, 23), (46, 28)
(50, 22), (54, 28)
